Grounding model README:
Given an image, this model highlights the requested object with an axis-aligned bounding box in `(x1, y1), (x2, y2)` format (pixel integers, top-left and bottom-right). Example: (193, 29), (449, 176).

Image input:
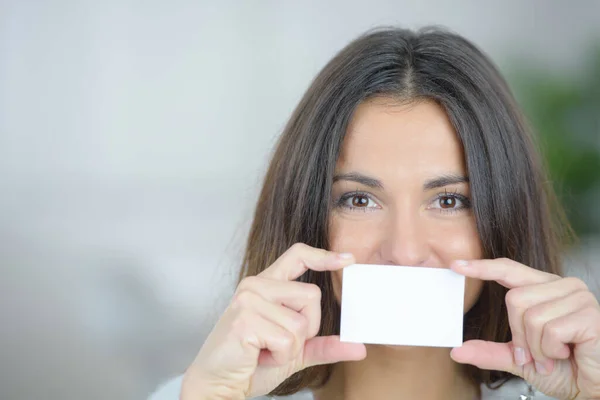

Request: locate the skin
(181, 99), (600, 400)
(328, 98), (484, 311)
(321, 98), (484, 400)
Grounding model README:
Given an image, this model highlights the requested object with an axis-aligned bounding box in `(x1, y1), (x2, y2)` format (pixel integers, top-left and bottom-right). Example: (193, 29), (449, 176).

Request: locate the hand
(181, 243), (367, 400)
(450, 258), (600, 400)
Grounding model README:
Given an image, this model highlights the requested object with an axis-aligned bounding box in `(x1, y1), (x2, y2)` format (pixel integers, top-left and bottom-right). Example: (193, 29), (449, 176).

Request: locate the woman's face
(329, 98), (484, 313)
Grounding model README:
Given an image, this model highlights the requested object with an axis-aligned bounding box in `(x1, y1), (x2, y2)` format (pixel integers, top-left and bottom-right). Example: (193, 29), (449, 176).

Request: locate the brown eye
(338, 192), (380, 211)
(352, 195), (370, 207)
(439, 196), (456, 209)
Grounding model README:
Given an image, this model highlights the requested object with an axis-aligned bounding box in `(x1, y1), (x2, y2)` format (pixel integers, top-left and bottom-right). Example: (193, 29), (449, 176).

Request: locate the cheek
(428, 217), (484, 313)
(328, 212), (382, 259)
(328, 214), (381, 304)
(327, 217), (353, 304)
(428, 216), (483, 262)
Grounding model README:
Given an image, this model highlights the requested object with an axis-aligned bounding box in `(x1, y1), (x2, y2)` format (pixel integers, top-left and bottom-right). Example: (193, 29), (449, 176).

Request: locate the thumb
(450, 340), (522, 378)
(303, 335), (366, 368)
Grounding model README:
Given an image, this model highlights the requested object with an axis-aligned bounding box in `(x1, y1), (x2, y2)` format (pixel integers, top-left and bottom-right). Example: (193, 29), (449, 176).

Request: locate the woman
(151, 27), (600, 400)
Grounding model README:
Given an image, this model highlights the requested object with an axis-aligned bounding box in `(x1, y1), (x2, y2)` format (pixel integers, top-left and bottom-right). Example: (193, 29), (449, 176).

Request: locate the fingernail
(454, 260), (469, 268)
(513, 347), (526, 366)
(534, 360), (549, 375)
(337, 253), (354, 260)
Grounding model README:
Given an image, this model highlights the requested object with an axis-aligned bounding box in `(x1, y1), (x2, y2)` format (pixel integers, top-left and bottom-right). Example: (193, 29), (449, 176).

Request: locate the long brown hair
(238, 26), (572, 395)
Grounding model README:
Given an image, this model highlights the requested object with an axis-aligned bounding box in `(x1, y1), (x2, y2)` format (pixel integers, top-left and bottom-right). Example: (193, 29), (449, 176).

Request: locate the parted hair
(238, 26), (571, 395)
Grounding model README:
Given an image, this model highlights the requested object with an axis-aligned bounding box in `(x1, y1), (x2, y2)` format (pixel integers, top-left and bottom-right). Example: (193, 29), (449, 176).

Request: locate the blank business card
(340, 264), (465, 347)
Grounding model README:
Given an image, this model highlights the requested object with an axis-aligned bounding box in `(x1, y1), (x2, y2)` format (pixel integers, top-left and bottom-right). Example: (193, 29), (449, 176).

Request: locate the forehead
(338, 98), (466, 177)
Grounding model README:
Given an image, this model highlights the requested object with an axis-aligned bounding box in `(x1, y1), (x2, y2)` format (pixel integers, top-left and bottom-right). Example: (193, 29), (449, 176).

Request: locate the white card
(340, 264), (465, 347)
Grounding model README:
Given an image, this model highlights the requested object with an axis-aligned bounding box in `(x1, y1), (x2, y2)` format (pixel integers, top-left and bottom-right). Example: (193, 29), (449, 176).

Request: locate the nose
(378, 208), (429, 267)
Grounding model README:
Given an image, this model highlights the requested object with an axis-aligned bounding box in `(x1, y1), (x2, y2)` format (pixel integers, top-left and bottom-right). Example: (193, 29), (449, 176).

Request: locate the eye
(351, 194), (370, 208)
(428, 192), (471, 213)
(438, 195), (457, 209)
(336, 191), (381, 211)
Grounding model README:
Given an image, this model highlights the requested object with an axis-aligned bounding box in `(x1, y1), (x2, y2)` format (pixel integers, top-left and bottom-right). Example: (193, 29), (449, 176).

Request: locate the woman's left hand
(450, 258), (600, 400)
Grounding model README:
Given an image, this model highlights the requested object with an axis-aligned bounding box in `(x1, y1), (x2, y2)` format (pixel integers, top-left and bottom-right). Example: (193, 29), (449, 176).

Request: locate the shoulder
(148, 375), (558, 400)
(147, 375), (313, 400)
(249, 380), (559, 400)
(261, 380), (559, 400)
(148, 375), (183, 400)
(481, 378), (557, 399)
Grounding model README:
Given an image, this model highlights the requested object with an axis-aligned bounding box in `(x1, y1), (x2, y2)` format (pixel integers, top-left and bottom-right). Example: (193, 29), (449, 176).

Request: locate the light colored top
(148, 374), (557, 400)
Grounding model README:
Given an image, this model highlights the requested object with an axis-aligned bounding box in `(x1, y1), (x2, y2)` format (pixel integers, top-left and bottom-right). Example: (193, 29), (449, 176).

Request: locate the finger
(450, 340), (525, 378)
(259, 243), (355, 282)
(505, 277), (588, 367)
(505, 288), (533, 367)
(237, 312), (296, 366)
(232, 290), (309, 360)
(450, 258), (559, 289)
(237, 277), (322, 338)
(524, 288), (596, 373)
(540, 306), (600, 364)
(257, 335), (367, 368)
(302, 335), (367, 368)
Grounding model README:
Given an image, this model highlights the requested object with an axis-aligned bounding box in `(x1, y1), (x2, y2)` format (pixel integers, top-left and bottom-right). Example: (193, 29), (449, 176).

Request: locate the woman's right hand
(181, 243), (367, 400)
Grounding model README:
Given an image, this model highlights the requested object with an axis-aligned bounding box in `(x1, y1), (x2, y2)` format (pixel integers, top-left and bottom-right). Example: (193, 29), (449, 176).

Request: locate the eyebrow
(333, 172), (384, 189)
(422, 174), (469, 190)
(332, 172), (469, 191)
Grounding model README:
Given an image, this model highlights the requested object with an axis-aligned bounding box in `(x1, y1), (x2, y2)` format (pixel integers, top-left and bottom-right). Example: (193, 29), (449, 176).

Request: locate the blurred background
(1, 1), (599, 399)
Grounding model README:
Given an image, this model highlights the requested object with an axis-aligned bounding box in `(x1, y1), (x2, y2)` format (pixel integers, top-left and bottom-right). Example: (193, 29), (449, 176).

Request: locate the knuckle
(523, 307), (544, 328)
(505, 289), (525, 308)
(278, 329), (295, 349)
(591, 310), (600, 341)
(289, 242), (308, 253)
(585, 304), (600, 318)
(564, 277), (588, 291)
(544, 319), (559, 334)
(281, 243), (309, 266)
(288, 314), (309, 336)
(304, 283), (322, 301)
(231, 290), (255, 309)
(543, 320), (563, 344)
(237, 276), (259, 292)
(574, 289), (596, 306)
(496, 257), (514, 266)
